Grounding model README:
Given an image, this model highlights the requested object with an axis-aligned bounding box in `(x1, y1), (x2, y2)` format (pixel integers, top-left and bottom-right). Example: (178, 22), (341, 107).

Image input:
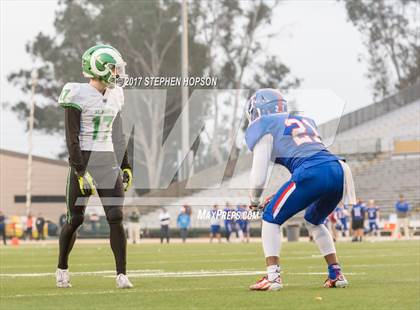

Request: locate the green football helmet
(82, 44), (127, 88)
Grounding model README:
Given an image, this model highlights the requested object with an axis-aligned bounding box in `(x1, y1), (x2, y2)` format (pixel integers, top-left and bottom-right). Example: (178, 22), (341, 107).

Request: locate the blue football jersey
(236, 206), (248, 225)
(336, 208), (344, 219)
(367, 207), (378, 220)
(352, 203), (365, 220)
(224, 208), (234, 224)
(245, 113), (340, 173)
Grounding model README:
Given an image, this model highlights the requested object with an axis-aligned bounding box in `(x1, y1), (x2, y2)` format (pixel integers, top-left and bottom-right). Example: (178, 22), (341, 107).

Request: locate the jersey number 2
(284, 118), (321, 145)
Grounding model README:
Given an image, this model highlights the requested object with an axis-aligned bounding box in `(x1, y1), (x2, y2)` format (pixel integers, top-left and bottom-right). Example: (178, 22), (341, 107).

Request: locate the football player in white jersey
(56, 45), (133, 289)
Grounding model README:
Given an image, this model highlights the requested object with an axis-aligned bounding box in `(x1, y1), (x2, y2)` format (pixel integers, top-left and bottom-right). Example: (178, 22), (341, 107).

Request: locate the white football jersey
(59, 83), (124, 151)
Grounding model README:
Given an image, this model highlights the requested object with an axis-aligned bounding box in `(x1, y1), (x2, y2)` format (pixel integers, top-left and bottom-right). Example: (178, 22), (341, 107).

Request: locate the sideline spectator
(223, 203), (234, 242)
(395, 194), (411, 238)
(26, 214), (33, 241)
(35, 213), (45, 240)
(0, 211), (6, 245)
(59, 211), (67, 232)
(177, 206), (191, 243)
(236, 205), (250, 243)
(351, 200), (365, 242)
(209, 205), (222, 243)
(366, 199), (380, 237)
(336, 204), (349, 237)
(128, 210), (141, 244)
(159, 208), (171, 243)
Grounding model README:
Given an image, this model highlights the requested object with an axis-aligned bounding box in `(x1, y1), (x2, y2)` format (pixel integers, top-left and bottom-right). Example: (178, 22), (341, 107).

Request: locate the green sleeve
(59, 102), (82, 111)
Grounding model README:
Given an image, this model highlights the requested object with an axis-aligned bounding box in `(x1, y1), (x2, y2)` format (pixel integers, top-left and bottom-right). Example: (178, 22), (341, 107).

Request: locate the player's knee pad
(69, 214), (84, 228)
(106, 207), (123, 225)
(305, 220), (336, 256)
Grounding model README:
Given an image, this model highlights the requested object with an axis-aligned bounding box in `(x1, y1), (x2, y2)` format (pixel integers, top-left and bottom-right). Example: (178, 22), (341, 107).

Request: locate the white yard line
(0, 269), (162, 277)
(1, 286), (222, 299)
(3, 252), (417, 270)
(0, 269), (365, 278)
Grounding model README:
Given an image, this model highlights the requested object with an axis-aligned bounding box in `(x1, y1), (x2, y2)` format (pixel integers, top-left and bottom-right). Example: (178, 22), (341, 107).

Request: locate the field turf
(0, 240), (419, 309)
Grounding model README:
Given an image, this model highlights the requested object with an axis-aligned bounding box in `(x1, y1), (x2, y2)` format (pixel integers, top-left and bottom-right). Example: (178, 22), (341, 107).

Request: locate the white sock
(267, 265), (280, 281)
(262, 220), (282, 257)
(262, 220), (282, 282)
(305, 220), (336, 256)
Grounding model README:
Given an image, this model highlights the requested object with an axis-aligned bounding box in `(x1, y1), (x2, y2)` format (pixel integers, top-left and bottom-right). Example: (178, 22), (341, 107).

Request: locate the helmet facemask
(246, 95), (261, 123)
(105, 61), (127, 88)
(246, 89), (288, 124)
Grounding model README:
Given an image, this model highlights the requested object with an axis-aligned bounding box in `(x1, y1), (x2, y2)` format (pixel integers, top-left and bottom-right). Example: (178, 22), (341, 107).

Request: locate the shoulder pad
(58, 83), (83, 111)
(245, 114), (286, 151)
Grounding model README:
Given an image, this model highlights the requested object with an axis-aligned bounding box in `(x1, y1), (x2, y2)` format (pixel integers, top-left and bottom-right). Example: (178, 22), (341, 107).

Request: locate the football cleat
(249, 276), (283, 291)
(56, 268), (71, 288)
(116, 274), (133, 289)
(324, 265), (348, 288)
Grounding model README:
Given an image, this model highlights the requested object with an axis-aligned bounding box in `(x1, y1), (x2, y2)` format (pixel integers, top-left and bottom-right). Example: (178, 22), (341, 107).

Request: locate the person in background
(35, 213), (46, 240)
(351, 200), (365, 242)
(177, 206), (191, 243)
(209, 205), (222, 243)
(336, 204), (349, 238)
(26, 213), (33, 241)
(236, 205), (250, 243)
(223, 203), (234, 242)
(0, 211), (6, 245)
(395, 194), (411, 238)
(128, 210), (141, 244)
(159, 208), (171, 243)
(59, 211), (67, 233)
(366, 199), (380, 237)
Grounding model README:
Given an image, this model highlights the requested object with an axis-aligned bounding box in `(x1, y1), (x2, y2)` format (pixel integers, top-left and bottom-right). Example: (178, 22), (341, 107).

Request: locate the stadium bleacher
(139, 85), (420, 228)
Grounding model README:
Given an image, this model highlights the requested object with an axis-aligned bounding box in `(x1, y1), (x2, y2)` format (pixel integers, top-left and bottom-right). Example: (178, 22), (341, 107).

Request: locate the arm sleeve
(65, 107), (86, 175)
(112, 112), (131, 170)
(249, 134), (273, 202)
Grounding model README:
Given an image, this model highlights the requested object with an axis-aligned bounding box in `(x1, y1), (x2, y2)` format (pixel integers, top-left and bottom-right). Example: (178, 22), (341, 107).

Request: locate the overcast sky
(1, 0), (372, 159)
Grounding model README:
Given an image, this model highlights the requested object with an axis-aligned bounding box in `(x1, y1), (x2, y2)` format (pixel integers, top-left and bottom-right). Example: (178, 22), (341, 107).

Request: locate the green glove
(76, 171), (96, 196)
(122, 168), (132, 192)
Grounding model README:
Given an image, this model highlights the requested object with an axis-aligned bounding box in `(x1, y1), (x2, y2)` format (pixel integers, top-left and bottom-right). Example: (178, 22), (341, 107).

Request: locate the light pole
(181, 0), (191, 180)
(26, 69), (38, 216)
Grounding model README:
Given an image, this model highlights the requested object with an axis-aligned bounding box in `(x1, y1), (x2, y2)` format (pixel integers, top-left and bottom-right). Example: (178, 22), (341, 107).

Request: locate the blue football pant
(263, 161), (344, 226)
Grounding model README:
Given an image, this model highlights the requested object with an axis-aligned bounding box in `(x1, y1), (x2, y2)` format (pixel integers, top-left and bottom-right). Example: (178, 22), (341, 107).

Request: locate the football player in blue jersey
(223, 203), (234, 242)
(351, 199), (366, 242)
(209, 205), (222, 243)
(245, 89), (355, 290)
(336, 204), (350, 237)
(366, 199), (380, 237)
(236, 205), (250, 243)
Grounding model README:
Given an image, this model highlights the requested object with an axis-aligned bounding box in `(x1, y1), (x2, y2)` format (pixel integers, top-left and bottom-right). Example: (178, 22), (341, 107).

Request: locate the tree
(343, 0), (420, 100)
(8, 0), (209, 188)
(8, 0), (300, 188)
(190, 0), (300, 167)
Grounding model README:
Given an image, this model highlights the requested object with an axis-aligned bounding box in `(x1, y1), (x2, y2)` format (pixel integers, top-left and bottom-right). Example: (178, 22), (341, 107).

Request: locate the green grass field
(0, 240), (419, 309)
